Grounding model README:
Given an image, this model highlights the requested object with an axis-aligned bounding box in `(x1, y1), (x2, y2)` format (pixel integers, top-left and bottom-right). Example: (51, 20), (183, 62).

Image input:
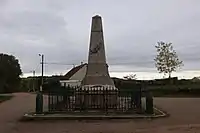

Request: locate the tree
(123, 74), (137, 80)
(0, 53), (22, 93)
(192, 76), (200, 82)
(154, 41), (183, 78)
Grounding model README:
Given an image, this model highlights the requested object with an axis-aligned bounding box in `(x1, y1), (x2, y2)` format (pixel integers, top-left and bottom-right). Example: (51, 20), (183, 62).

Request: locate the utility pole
(32, 70), (35, 92)
(39, 54), (44, 92)
(28, 70), (36, 92)
(41, 55), (44, 86)
(33, 70), (35, 77)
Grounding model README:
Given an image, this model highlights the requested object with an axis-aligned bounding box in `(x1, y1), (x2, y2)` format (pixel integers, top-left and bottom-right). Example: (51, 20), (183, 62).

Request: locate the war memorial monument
(27, 15), (158, 120)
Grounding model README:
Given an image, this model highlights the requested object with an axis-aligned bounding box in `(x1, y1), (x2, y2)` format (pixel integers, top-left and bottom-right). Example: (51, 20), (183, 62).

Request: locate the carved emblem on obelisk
(89, 38), (103, 54)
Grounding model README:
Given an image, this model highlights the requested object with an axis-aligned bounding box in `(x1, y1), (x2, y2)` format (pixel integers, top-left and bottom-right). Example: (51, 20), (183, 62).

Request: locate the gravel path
(0, 93), (200, 133)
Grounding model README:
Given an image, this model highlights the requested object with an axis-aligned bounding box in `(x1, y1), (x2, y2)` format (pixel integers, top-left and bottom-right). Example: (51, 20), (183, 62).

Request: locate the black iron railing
(47, 86), (142, 114)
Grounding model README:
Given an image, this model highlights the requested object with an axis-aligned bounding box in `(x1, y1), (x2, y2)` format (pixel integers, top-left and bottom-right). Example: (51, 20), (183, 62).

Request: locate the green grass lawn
(0, 95), (13, 103)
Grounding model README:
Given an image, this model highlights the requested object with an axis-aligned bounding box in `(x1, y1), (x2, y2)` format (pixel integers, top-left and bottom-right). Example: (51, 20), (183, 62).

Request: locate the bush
(149, 87), (200, 97)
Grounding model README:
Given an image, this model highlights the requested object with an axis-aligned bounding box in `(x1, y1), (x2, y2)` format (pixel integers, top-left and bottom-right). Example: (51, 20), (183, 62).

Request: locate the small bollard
(36, 91), (43, 114)
(146, 92), (154, 114)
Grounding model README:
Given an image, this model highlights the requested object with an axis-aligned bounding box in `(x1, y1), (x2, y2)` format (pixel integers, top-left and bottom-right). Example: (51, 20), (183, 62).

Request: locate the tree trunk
(168, 72), (171, 79)
(168, 72), (172, 84)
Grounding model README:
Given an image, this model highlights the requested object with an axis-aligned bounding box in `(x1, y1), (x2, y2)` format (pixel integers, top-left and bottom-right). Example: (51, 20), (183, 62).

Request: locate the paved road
(1, 93), (200, 133)
(0, 93), (36, 133)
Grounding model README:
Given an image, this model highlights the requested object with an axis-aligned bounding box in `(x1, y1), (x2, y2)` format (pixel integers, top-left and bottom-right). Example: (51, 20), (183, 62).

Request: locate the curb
(21, 107), (168, 121)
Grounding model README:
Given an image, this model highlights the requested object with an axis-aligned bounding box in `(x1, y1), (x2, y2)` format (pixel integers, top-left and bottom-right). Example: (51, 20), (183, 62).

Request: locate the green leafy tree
(154, 41), (183, 78)
(0, 53), (22, 93)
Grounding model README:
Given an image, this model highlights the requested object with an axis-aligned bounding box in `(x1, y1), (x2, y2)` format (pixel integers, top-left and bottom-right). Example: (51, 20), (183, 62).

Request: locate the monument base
(75, 85), (118, 110)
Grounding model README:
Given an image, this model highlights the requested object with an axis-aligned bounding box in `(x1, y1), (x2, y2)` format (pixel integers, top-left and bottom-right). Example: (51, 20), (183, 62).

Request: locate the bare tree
(154, 41), (183, 78)
(123, 74), (137, 80)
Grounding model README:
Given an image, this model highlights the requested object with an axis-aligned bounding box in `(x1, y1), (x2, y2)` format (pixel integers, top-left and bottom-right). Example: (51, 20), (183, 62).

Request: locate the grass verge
(0, 95), (13, 103)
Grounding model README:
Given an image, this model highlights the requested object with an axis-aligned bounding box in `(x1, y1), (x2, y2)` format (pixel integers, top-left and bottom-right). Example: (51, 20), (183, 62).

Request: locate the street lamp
(39, 54), (44, 92)
(35, 54), (44, 114)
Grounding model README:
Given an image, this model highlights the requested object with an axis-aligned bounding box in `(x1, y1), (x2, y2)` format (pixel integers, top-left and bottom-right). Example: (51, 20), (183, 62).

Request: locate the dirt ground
(0, 93), (200, 133)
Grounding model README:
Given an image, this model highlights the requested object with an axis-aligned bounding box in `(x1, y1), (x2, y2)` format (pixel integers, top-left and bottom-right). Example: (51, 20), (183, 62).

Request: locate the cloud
(0, 0), (200, 77)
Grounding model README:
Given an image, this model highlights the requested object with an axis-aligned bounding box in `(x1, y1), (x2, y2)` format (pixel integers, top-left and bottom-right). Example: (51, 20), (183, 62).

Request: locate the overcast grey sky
(0, 0), (200, 78)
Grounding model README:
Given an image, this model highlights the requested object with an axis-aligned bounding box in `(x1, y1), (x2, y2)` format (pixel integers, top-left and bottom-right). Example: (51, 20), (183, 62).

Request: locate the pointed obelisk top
(92, 15), (101, 18)
(91, 15), (103, 32)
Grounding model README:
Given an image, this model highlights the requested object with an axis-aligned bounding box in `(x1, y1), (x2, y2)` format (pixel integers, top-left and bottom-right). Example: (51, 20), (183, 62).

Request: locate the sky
(0, 0), (200, 80)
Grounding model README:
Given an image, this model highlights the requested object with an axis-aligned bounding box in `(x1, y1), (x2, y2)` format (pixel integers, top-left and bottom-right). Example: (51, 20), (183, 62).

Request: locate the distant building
(60, 63), (87, 87)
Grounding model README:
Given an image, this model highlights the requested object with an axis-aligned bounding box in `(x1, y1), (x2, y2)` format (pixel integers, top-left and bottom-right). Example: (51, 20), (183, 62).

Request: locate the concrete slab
(22, 107), (167, 121)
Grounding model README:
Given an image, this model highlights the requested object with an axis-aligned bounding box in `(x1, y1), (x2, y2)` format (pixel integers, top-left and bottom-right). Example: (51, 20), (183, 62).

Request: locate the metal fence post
(146, 91), (154, 114)
(36, 91), (43, 114)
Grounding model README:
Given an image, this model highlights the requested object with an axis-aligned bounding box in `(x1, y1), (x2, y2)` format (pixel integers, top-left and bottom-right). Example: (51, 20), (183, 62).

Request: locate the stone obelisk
(81, 15), (115, 87)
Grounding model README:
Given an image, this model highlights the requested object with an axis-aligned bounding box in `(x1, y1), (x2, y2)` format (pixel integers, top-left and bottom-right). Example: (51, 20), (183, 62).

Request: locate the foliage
(18, 77), (40, 92)
(192, 77), (200, 82)
(123, 74), (137, 80)
(154, 41), (183, 78)
(147, 87), (200, 97)
(43, 78), (61, 92)
(0, 95), (13, 103)
(17, 76), (62, 93)
(19, 78), (29, 92)
(0, 53), (22, 93)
